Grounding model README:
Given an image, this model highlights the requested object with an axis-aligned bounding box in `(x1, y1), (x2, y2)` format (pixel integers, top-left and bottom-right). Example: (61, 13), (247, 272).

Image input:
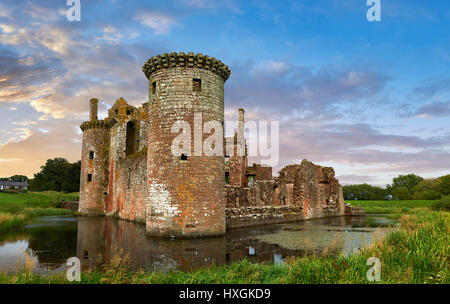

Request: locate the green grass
(1, 210), (448, 284)
(0, 191), (79, 207)
(347, 200), (435, 214)
(0, 191), (76, 235)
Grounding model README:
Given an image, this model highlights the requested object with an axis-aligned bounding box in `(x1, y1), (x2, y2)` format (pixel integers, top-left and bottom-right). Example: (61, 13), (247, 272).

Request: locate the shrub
(431, 195), (450, 211)
(440, 175), (450, 196)
(414, 189), (442, 200)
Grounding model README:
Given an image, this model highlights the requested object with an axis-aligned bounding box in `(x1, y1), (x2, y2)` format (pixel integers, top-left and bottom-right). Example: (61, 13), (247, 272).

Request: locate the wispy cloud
(134, 11), (178, 35)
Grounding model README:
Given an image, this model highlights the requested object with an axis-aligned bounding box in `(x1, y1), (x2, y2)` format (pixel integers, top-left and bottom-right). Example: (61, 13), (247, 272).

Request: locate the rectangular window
(181, 154), (188, 161)
(89, 151), (94, 159)
(193, 78), (201, 92)
(127, 109), (131, 115)
(87, 174), (92, 182)
(152, 81), (156, 94)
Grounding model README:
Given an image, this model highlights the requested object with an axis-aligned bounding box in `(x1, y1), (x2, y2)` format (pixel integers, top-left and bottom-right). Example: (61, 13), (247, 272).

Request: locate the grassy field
(0, 191), (77, 235)
(347, 200), (435, 214)
(0, 210), (448, 284)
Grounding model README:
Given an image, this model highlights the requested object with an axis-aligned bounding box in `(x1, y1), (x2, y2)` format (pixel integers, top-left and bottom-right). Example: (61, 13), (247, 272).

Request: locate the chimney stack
(236, 108), (245, 156)
(90, 98), (98, 121)
(237, 108), (245, 136)
(238, 108), (245, 123)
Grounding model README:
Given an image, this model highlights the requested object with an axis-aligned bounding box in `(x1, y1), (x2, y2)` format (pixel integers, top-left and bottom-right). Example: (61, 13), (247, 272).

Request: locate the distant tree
(392, 186), (411, 200)
(29, 158), (80, 192)
(343, 184), (386, 200)
(414, 190), (441, 200)
(413, 178), (442, 200)
(391, 174), (424, 193)
(0, 175), (28, 182)
(439, 174), (450, 196)
(9, 175), (28, 182)
(385, 184), (393, 194)
(61, 161), (81, 192)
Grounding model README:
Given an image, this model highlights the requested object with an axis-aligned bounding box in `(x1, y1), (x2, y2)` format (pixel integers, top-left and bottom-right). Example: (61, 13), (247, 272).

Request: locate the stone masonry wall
(145, 65), (226, 237)
(225, 159), (346, 228)
(226, 206), (305, 228)
(112, 151), (148, 223)
(79, 124), (109, 215)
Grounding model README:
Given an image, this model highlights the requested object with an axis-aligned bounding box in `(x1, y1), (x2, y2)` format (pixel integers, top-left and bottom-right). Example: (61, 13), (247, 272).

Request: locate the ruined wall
(246, 164), (273, 181)
(344, 203), (366, 216)
(105, 98), (148, 222)
(290, 160), (345, 219)
(225, 159), (346, 227)
(111, 152), (148, 223)
(229, 151), (247, 187)
(143, 53), (230, 237)
(226, 206), (305, 228)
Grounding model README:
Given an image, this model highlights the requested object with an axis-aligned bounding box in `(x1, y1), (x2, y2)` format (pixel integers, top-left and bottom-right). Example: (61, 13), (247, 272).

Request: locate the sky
(0, 0), (449, 186)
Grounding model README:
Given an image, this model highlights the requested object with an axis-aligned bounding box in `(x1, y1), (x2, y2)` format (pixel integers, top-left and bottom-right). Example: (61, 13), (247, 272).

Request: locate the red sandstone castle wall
(225, 159), (346, 227)
(79, 126), (109, 215)
(145, 66), (226, 237)
(104, 99), (149, 223)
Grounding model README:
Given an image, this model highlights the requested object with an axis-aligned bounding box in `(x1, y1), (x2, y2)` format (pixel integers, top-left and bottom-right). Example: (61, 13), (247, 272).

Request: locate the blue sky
(0, 0), (449, 186)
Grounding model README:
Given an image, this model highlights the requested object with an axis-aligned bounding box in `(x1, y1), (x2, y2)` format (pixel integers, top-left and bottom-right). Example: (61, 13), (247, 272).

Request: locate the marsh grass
(0, 210), (447, 284)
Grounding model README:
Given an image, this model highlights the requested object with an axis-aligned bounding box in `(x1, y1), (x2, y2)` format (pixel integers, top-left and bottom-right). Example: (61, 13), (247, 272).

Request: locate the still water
(0, 215), (398, 274)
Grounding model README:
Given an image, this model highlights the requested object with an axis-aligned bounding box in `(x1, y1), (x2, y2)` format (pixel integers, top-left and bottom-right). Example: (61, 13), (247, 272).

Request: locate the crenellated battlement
(80, 120), (109, 131)
(142, 52), (231, 81)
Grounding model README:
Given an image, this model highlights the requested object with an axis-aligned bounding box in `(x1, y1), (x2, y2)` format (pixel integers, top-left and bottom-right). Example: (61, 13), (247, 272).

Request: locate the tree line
(28, 158), (81, 192)
(1, 158), (81, 193)
(343, 173), (450, 200)
(0, 175), (28, 182)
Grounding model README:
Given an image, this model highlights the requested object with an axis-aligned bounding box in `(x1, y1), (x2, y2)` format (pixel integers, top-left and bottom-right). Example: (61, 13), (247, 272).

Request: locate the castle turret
(142, 52), (230, 237)
(79, 98), (109, 215)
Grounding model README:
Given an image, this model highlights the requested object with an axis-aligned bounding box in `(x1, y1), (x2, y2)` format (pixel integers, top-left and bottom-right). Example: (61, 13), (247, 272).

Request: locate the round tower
(142, 52), (230, 237)
(79, 98), (109, 216)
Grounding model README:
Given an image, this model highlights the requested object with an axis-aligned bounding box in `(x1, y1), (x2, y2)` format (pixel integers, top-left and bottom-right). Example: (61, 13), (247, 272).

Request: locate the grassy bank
(0, 191), (76, 235)
(347, 200), (435, 214)
(1, 210), (448, 284)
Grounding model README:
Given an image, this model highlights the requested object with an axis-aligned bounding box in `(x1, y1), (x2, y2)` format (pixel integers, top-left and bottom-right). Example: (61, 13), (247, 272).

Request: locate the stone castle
(79, 52), (363, 238)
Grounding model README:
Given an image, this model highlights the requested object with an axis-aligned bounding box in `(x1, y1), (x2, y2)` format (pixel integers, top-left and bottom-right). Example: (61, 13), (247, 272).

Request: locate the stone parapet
(80, 120), (109, 131)
(142, 52), (231, 81)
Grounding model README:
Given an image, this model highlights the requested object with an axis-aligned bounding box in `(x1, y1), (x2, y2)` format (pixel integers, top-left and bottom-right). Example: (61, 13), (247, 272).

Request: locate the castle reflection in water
(0, 215), (375, 274)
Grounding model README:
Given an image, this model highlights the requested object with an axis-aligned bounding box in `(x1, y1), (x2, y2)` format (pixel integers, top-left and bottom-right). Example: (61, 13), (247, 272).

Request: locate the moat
(0, 215), (398, 274)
